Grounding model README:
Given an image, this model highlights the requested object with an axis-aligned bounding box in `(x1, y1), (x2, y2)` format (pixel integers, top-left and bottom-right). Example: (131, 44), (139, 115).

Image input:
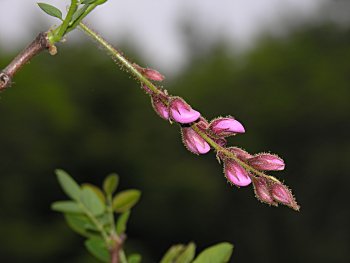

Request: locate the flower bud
(227, 147), (252, 161)
(248, 154), (285, 171)
(181, 127), (210, 155)
(151, 96), (169, 120)
(134, 63), (165, 81)
(209, 117), (245, 137)
(224, 160), (251, 187)
(169, 98), (200, 124)
(252, 177), (277, 206)
(143, 68), (165, 82)
(271, 182), (299, 211)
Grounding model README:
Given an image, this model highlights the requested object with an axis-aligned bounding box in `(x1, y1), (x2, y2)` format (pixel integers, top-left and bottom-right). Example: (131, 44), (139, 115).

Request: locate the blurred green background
(0, 3), (350, 263)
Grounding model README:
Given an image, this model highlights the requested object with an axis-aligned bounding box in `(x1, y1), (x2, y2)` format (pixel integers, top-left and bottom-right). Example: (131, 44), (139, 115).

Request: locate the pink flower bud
(224, 160), (251, 187)
(227, 147), (252, 161)
(169, 98), (200, 124)
(252, 177), (277, 206)
(209, 117), (245, 137)
(134, 63), (165, 82)
(181, 127), (210, 155)
(248, 154), (285, 171)
(143, 68), (165, 82)
(151, 97), (169, 120)
(271, 182), (300, 211)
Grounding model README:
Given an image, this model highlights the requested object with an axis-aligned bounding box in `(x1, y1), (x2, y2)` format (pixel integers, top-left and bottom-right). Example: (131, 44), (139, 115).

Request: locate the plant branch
(0, 32), (52, 91)
(79, 23), (280, 182)
(79, 22), (161, 95)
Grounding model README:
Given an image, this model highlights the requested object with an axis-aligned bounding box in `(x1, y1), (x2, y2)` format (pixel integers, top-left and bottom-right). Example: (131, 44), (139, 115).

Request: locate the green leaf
(116, 210), (130, 235)
(85, 237), (110, 263)
(193, 242), (233, 263)
(112, 189), (141, 213)
(160, 244), (186, 263)
(80, 187), (105, 215)
(55, 169), (81, 201)
(128, 254), (142, 263)
(51, 201), (83, 213)
(82, 183), (106, 203)
(37, 3), (62, 19)
(103, 173), (119, 196)
(175, 243), (196, 263)
(64, 214), (97, 238)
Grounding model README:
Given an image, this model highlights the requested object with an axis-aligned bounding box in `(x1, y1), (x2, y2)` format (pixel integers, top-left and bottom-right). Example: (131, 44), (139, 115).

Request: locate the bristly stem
(79, 22), (162, 95)
(78, 23), (278, 182)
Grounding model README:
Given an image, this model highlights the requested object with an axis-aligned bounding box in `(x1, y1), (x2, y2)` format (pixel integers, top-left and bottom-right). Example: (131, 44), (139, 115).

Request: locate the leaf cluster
(52, 169), (141, 262)
(37, 0), (108, 43)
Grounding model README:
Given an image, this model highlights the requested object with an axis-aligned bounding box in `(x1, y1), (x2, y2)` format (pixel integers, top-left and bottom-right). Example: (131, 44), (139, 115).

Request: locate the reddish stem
(0, 32), (51, 91)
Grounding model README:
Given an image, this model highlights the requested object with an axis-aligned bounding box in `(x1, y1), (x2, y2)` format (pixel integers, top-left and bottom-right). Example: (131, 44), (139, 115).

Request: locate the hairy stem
(79, 22), (161, 95)
(0, 32), (51, 91)
(79, 23), (279, 182)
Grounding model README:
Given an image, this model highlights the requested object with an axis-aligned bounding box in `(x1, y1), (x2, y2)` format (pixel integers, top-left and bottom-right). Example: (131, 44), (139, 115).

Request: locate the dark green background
(0, 3), (349, 263)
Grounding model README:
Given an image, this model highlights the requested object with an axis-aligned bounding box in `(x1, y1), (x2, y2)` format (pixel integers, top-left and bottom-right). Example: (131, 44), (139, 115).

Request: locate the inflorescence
(136, 66), (299, 211)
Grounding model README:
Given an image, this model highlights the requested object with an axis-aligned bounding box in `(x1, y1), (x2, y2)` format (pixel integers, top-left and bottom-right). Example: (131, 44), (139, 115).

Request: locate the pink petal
(224, 160), (251, 187)
(182, 128), (210, 155)
(209, 117), (245, 137)
(170, 98), (200, 124)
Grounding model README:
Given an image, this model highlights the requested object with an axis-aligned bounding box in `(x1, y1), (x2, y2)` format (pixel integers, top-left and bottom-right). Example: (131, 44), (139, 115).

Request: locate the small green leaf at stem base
(192, 242), (233, 263)
(37, 3), (62, 20)
(51, 201), (83, 213)
(112, 189), (141, 213)
(55, 169), (81, 201)
(85, 237), (110, 263)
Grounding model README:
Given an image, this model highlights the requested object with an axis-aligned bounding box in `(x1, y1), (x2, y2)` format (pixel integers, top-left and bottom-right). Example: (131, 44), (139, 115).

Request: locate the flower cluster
(138, 66), (299, 211)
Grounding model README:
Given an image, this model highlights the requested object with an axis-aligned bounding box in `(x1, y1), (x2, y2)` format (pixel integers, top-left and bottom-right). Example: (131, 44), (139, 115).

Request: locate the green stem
(107, 195), (116, 234)
(80, 204), (110, 244)
(79, 22), (161, 95)
(79, 23), (280, 183)
(191, 125), (279, 182)
(66, 4), (98, 34)
(49, 0), (78, 43)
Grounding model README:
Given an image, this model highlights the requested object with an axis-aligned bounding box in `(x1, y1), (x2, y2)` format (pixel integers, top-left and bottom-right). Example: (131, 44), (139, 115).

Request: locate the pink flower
(224, 160), (251, 187)
(248, 154), (285, 171)
(169, 98), (200, 124)
(181, 127), (210, 155)
(151, 96), (169, 120)
(209, 117), (245, 137)
(252, 177), (276, 206)
(271, 182), (299, 211)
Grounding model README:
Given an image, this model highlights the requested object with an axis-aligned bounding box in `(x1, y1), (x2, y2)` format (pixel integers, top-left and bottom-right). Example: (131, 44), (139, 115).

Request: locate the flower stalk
(79, 23), (299, 211)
